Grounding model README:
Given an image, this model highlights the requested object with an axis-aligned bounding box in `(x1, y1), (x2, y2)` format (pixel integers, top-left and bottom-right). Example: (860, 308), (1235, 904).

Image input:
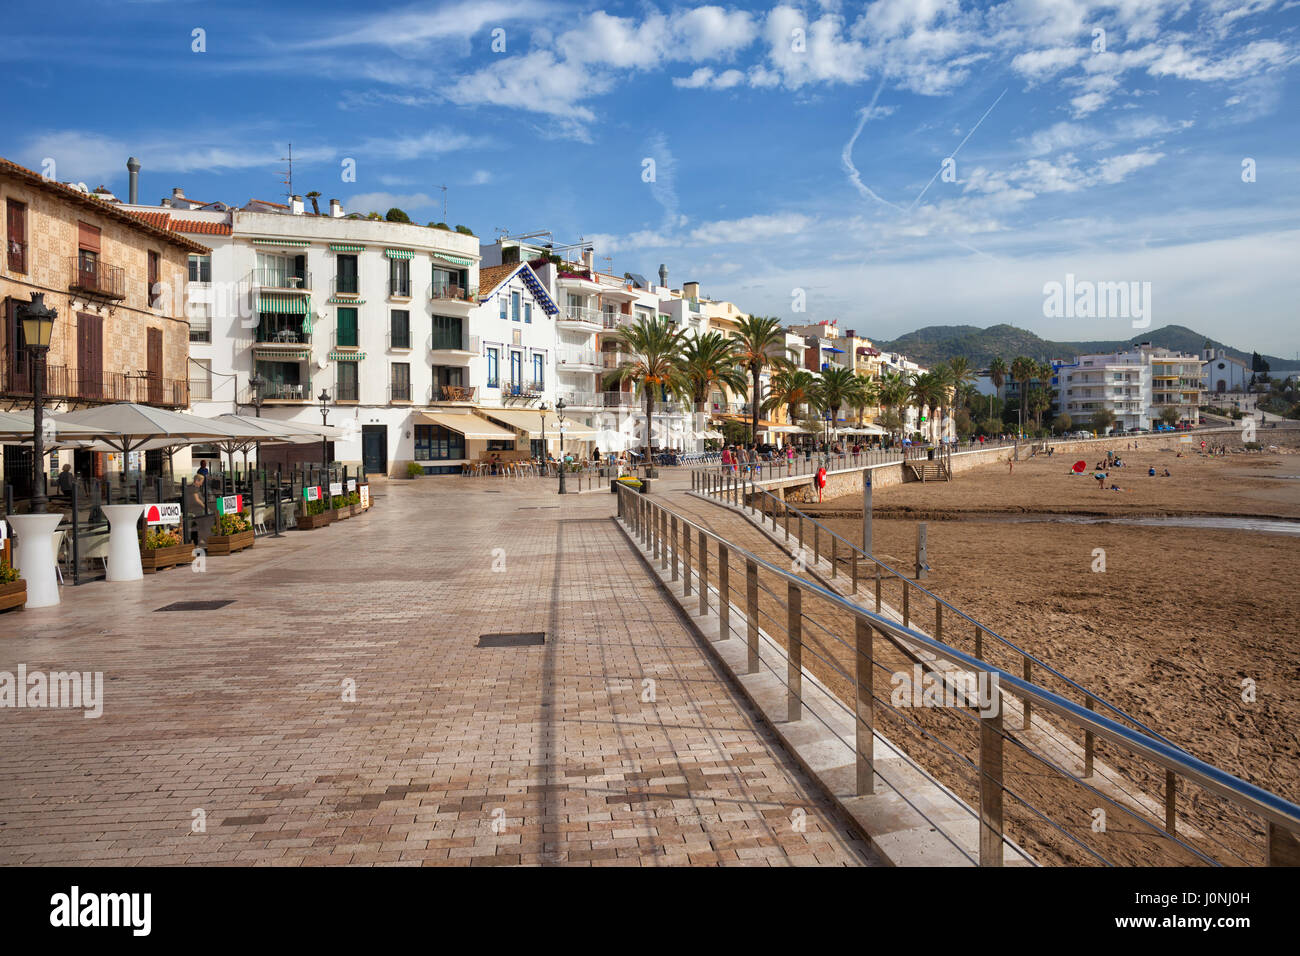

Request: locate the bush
(385, 207), (411, 223)
(141, 527), (181, 549)
(215, 512), (250, 535)
(406, 461), (424, 478)
(0, 559), (18, 585)
(331, 495), (347, 509)
(304, 499), (327, 517)
(346, 491), (361, 505)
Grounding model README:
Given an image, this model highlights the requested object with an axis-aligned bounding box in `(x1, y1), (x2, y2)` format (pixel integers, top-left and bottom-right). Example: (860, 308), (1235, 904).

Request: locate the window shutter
(78, 221), (101, 253)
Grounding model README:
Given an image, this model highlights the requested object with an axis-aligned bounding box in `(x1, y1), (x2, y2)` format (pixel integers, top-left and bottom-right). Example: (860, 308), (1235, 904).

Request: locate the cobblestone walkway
(0, 476), (877, 866)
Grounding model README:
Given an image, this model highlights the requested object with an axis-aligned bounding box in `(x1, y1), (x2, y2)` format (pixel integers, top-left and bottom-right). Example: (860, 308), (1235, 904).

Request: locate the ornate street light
(18, 293), (57, 514)
(318, 388), (331, 480)
(556, 398), (567, 495)
(537, 401), (549, 466)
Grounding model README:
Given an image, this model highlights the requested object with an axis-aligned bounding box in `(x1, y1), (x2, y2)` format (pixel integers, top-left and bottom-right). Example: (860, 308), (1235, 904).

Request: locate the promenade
(0, 475), (876, 866)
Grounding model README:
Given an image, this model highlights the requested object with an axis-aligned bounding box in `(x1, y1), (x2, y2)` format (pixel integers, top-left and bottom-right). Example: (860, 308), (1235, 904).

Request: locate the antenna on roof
(278, 144), (293, 202)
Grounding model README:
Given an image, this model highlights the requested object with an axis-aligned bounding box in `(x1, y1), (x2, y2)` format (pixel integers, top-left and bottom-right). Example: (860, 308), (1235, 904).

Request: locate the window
(188, 301), (211, 343)
(336, 254), (359, 294)
(499, 296), (507, 320)
(148, 251), (161, 307)
(189, 359), (212, 401)
(487, 347), (499, 388)
(6, 200), (27, 273)
(390, 309), (410, 349)
(337, 307), (358, 348)
(256, 252), (305, 289)
(524, 302), (532, 324)
(389, 257), (410, 297)
(509, 351), (522, 386)
(511, 291), (521, 322)
(432, 266), (465, 298)
(390, 362), (411, 401)
(487, 438), (515, 452)
(432, 315), (463, 351)
(336, 362), (359, 401)
(188, 253), (211, 284)
(414, 423), (464, 461)
(532, 354), (544, 389)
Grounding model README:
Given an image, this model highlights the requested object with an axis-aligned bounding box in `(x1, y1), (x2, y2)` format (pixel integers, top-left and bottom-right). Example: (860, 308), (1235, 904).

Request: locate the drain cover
(156, 600), (235, 612)
(477, 632), (545, 648)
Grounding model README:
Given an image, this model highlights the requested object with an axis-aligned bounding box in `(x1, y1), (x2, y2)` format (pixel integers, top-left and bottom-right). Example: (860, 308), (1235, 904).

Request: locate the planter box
(296, 511), (334, 531)
(141, 542), (194, 573)
(348, 504), (361, 516)
(207, 529), (255, 556)
(0, 579), (26, 613)
(333, 508), (350, 521)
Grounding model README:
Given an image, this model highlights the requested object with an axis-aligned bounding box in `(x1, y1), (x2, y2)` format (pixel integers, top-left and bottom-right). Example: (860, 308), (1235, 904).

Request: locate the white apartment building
(1057, 343), (1204, 430)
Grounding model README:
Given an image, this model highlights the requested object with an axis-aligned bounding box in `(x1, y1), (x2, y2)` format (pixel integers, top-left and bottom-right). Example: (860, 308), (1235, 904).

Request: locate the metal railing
(388, 382), (412, 402)
(615, 485), (1300, 866)
(68, 256), (125, 299)
(249, 267), (311, 292)
(239, 379), (311, 403)
(430, 383), (476, 403)
(559, 305), (603, 326)
(0, 354), (188, 407)
(429, 283), (476, 303)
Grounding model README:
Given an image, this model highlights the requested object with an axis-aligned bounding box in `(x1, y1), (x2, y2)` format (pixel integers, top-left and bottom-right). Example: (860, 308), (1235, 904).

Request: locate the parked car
(1129, 427), (1150, 434)
(1069, 430), (1092, 438)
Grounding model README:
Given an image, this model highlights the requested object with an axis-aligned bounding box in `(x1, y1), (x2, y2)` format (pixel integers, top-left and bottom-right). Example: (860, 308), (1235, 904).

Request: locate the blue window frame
(532, 354), (543, 388)
(509, 351), (522, 386)
(511, 291), (520, 322)
(414, 424), (464, 461)
(499, 296), (507, 320)
(487, 347), (499, 388)
(524, 302), (532, 324)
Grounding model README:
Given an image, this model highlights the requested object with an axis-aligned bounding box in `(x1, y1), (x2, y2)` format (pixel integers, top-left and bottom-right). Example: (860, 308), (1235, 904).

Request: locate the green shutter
(258, 293), (309, 315)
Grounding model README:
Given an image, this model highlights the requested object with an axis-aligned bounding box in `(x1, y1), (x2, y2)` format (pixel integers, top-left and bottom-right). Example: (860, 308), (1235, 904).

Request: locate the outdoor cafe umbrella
(49, 403), (242, 454)
(593, 428), (630, 454)
(0, 409), (114, 444)
(211, 414), (344, 477)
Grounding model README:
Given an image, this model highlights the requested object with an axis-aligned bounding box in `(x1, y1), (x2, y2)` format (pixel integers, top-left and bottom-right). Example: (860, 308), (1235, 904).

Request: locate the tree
(678, 331), (746, 407)
(851, 373), (879, 425)
(385, 208), (411, 223)
(764, 367), (819, 437)
(988, 356), (1007, 394)
(814, 365), (867, 441)
(908, 370), (943, 441)
(1010, 356), (1037, 434)
(455, 224), (475, 236)
(1029, 361), (1055, 427)
(603, 317), (687, 464)
(1159, 406), (1179, 427)
(305, 191), (321, 215)
(876, 370), (911, 442)
(1053, 413), (1073, 434)
(1091, 407), (1117, 434)
(731, 316), (789, 445)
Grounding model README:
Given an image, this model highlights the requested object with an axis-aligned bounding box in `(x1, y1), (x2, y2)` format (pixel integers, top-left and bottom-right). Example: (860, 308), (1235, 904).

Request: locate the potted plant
(139, 526), (193, 573)
(613, 475), (644, 494)
(331, 494), (350, 520)
(346, 490), (362, 516)
(0, 557), (26, 612)
(406, 461), (423, 480)
(296, 498), (334, 530)
(207, 511), (255, 556)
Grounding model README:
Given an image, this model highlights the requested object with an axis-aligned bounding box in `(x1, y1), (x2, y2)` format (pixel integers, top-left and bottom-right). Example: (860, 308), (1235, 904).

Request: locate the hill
(872, 324), (1291, 371)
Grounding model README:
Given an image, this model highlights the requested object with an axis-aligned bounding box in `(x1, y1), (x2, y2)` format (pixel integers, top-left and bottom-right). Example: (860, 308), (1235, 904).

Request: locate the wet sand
(804, 439), (1300, 813)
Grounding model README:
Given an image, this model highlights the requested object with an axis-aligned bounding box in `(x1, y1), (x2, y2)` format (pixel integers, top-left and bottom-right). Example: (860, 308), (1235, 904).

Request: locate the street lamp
(249, 373), (266, 484)
(318, 388), (331, 483)
(18, 293), (57, 514)
(556, 398), (567, 495)
(537, 401), (549, 464)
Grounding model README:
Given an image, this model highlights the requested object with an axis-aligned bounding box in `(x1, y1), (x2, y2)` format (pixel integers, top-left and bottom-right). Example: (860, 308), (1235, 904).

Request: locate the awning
(825, 346), (844, 353)
(329, 243), (366, 252)
(477, 407), (597, 439)
(418, 411), (515, 440)
(763, 424), (804, 433)
(385, 248), (414, 259)
(328, 350), (365, 361)
(252, 238), (309, 247)
(327, 296), (366, 305)
(432, 252), (473, 267)
(259, 293), (309, 315)
(253, 347), (310, 361)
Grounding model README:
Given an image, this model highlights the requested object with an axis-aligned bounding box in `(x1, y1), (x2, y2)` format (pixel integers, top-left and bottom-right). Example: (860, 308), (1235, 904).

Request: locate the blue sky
(3, 0), (1298, 355)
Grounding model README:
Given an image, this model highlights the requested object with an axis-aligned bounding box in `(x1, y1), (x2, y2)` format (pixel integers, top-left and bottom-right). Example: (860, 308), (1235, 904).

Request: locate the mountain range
(870, 325), (1295, 372)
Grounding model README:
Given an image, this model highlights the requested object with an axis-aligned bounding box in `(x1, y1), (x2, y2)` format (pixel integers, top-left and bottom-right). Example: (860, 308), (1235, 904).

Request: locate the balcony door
(146, 328), (163, 404)
(76, 312), (103, 400)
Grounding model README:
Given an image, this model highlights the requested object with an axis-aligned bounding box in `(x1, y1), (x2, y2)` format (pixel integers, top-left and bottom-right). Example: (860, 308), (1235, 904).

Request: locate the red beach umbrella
(1073, 460), (1087, 473)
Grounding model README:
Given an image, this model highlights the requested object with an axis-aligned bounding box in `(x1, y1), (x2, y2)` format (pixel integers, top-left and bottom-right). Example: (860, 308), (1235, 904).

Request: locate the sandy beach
(801, 437), (1300, 818)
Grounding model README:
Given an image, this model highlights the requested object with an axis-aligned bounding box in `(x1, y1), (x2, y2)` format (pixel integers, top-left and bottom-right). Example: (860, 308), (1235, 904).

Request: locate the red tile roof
(171, 219), (232, 236)
(477, 263), (518, 298)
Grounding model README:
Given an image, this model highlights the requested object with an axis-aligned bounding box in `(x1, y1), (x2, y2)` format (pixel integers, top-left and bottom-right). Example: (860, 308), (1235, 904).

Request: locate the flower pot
(333, 508), (349, 521)
(207, 529), (255, 556)
(140, 542), (194, 573)
(296, 510), (334, 530)
(0, 579), (27, 613)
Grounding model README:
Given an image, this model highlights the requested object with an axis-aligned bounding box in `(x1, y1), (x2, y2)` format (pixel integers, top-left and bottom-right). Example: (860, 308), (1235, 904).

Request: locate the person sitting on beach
(1162, 468), (1171, 477)
(1148, 466), (1156, 476)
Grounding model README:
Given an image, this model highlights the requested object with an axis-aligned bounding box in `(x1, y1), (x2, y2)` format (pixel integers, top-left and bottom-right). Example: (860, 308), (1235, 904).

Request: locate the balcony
(601, 391), (638, 408)
(68, 256), (125, 300)
(501, 381), (543, 402)
(600, 350), (631, 370)
(332, 275), (362, 298)
(601, 312), (632, 330)
(255, 319), (312, 347)
(557, 390), (597, 408)
(558, 305), (603, 331)
(335, 379), (360, 402)
(557, 349), (602, 372)
(2, 354), (187, 407)
(430, 383), (477, 403)
(250, 268), (312, 293)
(388, 278), (413, 299)
(429, 283), (477, 304)
(429, 333), (479, 363)
(238, 378), (312, 404)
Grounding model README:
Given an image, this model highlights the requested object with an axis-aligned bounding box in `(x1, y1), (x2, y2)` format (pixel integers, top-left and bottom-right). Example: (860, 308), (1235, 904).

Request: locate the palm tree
(928, 361), (956, 442)
(764, 367), (819, 438)
(1031, 361), (1056, 428)
(987, 356), (1008, 421)
(815, 365), (867, 443)
(909, 371), (943, 442)
(731, 316), (789, 442)
(876, 370), (911, 442)
(603, 316), (688, 464)
(305, 191), (321, 215)
(852, 373), (879, 425)
(677, 331), (747, 409)
(1010, 356), (1036, 435)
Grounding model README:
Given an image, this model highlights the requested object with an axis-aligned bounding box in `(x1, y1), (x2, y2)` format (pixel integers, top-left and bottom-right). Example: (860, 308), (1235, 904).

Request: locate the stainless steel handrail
(616, 485), (1300, 865)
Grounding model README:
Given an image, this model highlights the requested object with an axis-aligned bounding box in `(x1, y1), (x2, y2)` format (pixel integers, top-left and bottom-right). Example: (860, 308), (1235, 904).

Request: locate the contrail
(841, 74), (903, 213)
(908, 87), (1007, 212)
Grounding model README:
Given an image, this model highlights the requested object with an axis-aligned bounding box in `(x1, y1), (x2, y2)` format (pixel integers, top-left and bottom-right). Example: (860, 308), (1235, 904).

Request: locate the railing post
(875, 565), (882, 612)
(979, 698), (1005, 866)
(1023, 658), (1032, 728)
(935, 602), (943, 643)
(1165, 771), (1176, 835)
(652, 502), (660, 560)
(851, 546), (858, 593)
(798, 514), (804, 553)
(830, 534), (836, 579)
(1083, 695), (1095, 778)
(746, 559), (759, 673)
(698, 530), (709, 617)
(902, 582), (910, 627)
(813, 522), (820, 568)
(784, 501), (790, 542)
(671, 516), (679, 581)
(660, 509), (668, 570)
(856, 616), (874, 795)
(683, 523), (692, 597)
(787, 582), (802, 722)
(70, 482), (81, 585)
(717, 546), (729, 641)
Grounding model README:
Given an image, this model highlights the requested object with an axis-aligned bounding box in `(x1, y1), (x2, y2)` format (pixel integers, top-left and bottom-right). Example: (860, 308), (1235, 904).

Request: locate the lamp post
(318, 388), (331, 483)
(248, 373), (265, 487)
(18, 293), (57, 514)
(537, 401), (549, 467)
(556, 398), (567, 495)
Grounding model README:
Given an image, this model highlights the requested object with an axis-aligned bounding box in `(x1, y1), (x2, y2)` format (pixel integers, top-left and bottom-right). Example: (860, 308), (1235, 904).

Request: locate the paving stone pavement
(0, 475), (878, 866)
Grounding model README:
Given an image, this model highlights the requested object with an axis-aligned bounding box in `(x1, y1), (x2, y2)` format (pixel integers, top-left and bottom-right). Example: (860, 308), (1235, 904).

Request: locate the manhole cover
(477, 632), (545, 648)
(155, 600), (235, 612)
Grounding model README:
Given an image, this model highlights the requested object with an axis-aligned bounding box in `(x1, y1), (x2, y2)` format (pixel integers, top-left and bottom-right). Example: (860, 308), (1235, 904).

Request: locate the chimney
(160, 197), (173, 208)
(172, 187), (185, 200)
(658, 263), (667, 288)
(127, 157), (141, 204)
(329, 198), (343, 218)
(683, 280), (699, 300)
(583, 247), (594, 272)
(290, 195), (304, 215)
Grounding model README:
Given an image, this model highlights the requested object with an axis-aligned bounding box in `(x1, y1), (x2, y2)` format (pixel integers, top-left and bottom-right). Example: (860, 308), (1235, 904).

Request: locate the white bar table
(8, 513), (64, 608)
(101, 504), (146, 582)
